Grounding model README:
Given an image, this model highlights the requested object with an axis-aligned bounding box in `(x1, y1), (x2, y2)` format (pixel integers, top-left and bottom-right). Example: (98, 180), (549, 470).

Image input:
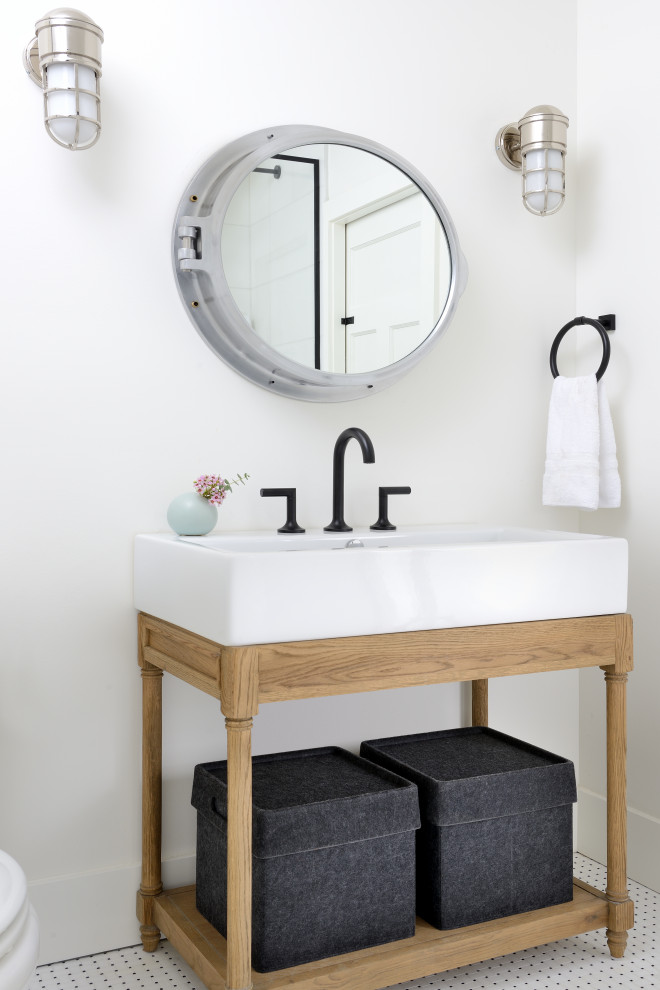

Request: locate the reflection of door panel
(344, 193), (438, 373)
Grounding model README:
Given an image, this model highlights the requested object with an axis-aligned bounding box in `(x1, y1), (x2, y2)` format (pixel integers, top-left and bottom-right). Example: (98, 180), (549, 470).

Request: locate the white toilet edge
(0, 851), (28, 936)
(0, 896), (30, 960)
(0, 905), (39, 990)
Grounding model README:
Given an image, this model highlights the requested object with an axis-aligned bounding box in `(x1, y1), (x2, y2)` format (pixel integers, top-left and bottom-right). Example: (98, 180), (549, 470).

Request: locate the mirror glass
(173, 126), (466, 401)
(220, 145), (451, 374)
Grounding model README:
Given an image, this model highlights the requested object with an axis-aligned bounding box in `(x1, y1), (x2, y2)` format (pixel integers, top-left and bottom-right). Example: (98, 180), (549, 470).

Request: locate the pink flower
(192, 471), (250, 505)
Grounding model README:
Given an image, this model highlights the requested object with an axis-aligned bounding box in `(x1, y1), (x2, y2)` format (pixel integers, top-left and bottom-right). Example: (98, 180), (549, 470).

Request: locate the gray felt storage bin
(360, 727), (577, 930)
(191, 746), (420, 972)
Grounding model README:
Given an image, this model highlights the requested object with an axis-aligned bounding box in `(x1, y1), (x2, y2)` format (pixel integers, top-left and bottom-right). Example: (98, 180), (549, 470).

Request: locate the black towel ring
(549, 316), (611, 381)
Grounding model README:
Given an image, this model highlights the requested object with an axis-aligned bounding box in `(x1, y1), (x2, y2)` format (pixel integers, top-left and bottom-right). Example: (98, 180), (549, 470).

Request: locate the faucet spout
(324, 427), (375, 533)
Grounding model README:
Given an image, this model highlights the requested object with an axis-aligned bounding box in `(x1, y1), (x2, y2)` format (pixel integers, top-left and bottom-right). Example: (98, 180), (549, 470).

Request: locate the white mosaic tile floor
(29, 856), (657, 990)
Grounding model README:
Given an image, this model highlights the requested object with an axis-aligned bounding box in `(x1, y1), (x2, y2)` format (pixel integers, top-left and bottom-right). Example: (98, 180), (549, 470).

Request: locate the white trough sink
(134, 526), (628, 646)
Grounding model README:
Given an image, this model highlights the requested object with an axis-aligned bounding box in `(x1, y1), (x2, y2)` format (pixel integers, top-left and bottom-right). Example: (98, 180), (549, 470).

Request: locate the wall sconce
(23, 8), (103, 151)
(495, 105), (569, 216)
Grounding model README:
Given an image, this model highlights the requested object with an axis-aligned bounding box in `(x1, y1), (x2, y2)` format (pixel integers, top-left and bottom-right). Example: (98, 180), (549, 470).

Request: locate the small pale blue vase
(167, 493), (218, 536)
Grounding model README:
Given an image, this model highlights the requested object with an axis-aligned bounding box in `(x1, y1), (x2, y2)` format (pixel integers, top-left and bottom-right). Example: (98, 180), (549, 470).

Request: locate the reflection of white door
(344, 193), (439, 373)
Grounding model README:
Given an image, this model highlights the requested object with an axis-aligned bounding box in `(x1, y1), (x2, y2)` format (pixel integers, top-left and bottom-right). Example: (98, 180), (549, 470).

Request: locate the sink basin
(134, 526), (628, 646)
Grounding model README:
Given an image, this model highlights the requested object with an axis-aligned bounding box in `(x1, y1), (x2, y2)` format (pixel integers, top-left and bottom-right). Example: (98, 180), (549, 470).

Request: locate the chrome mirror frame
(172, 125), (468, 402)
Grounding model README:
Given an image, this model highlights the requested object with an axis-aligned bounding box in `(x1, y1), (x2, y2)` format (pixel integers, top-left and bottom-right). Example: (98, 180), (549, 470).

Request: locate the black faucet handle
(260, 488), (305, 534)
(370, 486), (411, 531)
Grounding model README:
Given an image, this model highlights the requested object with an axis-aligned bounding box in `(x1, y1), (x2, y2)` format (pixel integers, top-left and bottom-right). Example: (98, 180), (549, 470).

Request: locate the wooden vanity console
(136, 611), (634, 990)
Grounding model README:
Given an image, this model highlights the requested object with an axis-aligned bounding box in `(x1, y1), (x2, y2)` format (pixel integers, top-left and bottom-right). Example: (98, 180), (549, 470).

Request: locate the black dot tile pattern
(29, 944), (208, 990)
(29, 855), (656, 990)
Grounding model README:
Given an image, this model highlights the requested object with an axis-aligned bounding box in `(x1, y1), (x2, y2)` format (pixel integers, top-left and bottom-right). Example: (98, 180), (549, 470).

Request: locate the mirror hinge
(177, 224), (201, 268)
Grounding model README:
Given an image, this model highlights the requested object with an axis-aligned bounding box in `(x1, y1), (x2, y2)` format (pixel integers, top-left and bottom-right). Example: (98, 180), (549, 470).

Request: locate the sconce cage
(522, 146), (565, 217)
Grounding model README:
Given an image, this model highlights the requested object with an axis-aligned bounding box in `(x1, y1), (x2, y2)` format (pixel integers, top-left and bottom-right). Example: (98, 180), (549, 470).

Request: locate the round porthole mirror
(172, 125), (468, 401)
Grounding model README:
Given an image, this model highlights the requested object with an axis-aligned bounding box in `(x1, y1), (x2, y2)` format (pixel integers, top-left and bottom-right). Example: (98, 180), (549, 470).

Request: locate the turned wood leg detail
(221, 645), (259, 990)
(225, 716), (254, 990)
(138, 662), (163, 951)
(471, 678), (488, 727)
(601, 664), (634, 958)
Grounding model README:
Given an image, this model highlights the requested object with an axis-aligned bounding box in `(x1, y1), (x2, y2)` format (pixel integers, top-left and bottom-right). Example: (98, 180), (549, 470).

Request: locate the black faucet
(324, 427), (375, 532)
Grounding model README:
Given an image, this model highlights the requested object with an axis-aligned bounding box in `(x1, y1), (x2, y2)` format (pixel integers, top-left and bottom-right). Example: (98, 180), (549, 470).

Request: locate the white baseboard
(578, 787), (660, 893)
(28, 855), (195, 966)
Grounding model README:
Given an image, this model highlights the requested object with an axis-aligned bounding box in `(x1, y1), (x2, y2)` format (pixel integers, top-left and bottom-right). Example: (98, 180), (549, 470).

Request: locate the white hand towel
(597, 380), (621, 508)
(542, 374), (621, 510)
(542, 375), (600, 510)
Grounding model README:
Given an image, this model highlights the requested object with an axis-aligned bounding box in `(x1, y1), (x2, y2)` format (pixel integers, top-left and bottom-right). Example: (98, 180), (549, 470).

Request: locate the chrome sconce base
(495, 123), (523, 171)
(22, 38), (42, 85)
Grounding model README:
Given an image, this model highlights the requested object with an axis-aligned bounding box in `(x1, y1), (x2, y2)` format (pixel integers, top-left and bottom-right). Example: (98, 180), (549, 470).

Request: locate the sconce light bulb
(44, 60), (100, 149)
(523, 147), (565, 216)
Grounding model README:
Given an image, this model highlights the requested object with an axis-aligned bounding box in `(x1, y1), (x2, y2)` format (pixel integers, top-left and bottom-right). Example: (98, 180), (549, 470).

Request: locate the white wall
(0, 0), (580, 964)
(576, 0), (660, 892)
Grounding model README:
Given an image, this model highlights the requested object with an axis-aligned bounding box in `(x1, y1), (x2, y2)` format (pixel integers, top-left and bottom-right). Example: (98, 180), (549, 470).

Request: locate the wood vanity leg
(601, 615), (634, 958)
(137, 657), (163, 951)
(225, 715), (254, 990)
(221, 647), (259, 990)
(472, 678), (488, 726)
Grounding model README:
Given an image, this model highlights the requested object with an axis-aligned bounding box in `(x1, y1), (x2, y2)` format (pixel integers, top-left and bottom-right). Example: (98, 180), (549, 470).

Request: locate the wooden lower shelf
(151, 880), (610, 990)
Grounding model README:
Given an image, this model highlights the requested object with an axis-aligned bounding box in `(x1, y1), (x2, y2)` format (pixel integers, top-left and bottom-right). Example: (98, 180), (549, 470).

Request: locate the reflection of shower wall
(248, 158), (316, 366)
(222, 183), (253, 326)
(221, 159), (317, 366)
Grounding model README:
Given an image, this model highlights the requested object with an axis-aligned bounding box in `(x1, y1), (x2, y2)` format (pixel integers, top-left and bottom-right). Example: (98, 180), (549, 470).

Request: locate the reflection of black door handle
(341, 316), (355, 325)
